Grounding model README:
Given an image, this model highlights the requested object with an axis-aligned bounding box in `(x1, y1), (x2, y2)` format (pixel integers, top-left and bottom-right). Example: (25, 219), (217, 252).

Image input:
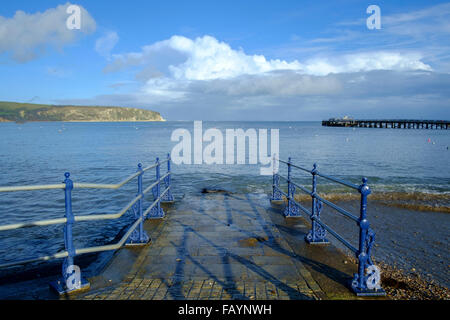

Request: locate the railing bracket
(126, 230), (151, 246)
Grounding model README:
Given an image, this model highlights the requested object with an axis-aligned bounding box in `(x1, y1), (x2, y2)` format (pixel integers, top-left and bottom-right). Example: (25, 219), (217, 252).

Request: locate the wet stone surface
(0, 193), (369, 300)
(78, 194), (331, 300)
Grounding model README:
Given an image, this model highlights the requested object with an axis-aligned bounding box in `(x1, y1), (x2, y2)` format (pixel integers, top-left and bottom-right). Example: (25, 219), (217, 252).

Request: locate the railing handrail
(315, 172), (360, 190)
(0, 184), (66, 193)
(75, 186), (171, 256)
(277, 173), (358, 222)
(271, 156), (384, 296)
(0, 161), (169, 193)
(0, 185), (172, 270)
(0, 172), (141, 193)
(276, 158), (360, 190)
(0, 172), (172, 232)
(314, 194), (359, 222)
(278, 158), (311, 173)
(277, 174), (312, 196)
(0, 154), (175, 293)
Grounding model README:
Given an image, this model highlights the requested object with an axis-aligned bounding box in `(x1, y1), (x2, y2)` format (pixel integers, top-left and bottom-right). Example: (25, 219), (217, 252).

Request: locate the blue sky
(0, 1), (449, 120)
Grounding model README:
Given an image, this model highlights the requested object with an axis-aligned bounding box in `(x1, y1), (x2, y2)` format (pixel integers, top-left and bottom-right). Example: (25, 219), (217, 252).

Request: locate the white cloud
(105, 35), (304, 79)
(302, 52), (432, 76)
(312, 3), (450, 73)
(107, 35), (432, 78)
(337, 2), (450, 31)
(0, 3), (96, 62)
(142, 77), (188, 102)
(383, 3), (450, 38)
(164, 36), (304, 80)
(95, 31), (119, 57)
(384, 3), (450, 26)
(104, 35), (432, 103)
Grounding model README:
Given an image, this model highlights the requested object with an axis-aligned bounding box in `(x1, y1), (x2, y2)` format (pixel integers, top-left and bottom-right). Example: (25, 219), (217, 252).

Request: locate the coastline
(294, 192), (450, 214)
(378, 261), (450, 299)
(292, 197), (449, 290)
(0, 101), (166, 122)
(0, 119), (166, 123)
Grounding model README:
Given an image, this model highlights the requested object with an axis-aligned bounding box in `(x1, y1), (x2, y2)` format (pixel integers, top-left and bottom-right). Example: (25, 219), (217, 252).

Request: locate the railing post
(150, 157), (165, 218)
(161, 153), (174, 203)
(270, 154), (282, 202)
(50, 172), (89, 295)
(351, 177), (385, 296)
(284, 157), (299, 217)
(127, 164), (150, 245)
(305, 163), (329, 244)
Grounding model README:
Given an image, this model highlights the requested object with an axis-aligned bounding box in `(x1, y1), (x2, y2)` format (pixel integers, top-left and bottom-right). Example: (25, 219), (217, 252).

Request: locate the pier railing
(271, 156), (385, 296)
(0, 154), (174, 294)
(322, 118), (449, 129)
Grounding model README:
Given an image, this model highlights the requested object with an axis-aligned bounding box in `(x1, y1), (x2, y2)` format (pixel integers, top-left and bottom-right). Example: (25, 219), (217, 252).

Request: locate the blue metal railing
(0, 153), (174, 294)
(271, 156), (385, 296)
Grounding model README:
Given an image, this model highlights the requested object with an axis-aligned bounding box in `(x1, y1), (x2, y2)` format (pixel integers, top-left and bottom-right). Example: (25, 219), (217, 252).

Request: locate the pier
(322, 118), (449, 129)
(0, 156), (385, 299)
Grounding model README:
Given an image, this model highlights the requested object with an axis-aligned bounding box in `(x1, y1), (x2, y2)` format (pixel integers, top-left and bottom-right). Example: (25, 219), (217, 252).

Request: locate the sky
(0, 0), (449, 120)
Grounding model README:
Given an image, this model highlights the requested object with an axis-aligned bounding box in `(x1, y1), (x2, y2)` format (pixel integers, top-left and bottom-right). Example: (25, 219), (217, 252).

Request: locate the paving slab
(0, 193), (368, 300)
(71, 193), (367, 300)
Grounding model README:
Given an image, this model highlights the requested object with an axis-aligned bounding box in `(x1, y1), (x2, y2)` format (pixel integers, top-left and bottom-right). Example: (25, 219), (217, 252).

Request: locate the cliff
(0, 101), (165, 122)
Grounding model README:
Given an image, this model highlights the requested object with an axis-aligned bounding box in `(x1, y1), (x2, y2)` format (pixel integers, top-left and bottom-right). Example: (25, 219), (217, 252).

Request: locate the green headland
(0, 101), (165, 122)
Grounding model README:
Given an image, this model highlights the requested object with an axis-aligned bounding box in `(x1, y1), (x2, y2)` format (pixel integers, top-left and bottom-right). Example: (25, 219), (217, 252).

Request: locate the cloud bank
(54, 34), (449, 121)
(106, 35), (432, 78)
(0, 3), (96, 62)
(101, 35), (433, 105)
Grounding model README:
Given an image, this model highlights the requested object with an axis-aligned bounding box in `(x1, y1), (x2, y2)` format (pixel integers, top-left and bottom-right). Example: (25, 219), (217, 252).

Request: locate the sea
(0, 121), (449, 287)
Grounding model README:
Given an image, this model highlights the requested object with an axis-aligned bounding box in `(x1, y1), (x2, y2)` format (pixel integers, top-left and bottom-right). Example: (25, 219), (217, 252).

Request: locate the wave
(292, 191), (450, 213)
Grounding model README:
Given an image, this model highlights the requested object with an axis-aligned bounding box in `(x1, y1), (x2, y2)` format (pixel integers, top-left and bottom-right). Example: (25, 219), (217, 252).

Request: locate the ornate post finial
(359, 177), (371, 196)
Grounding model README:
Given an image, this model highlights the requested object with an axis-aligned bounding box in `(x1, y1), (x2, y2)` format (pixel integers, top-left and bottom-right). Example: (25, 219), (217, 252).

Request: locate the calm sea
(0, 121), (449, 285)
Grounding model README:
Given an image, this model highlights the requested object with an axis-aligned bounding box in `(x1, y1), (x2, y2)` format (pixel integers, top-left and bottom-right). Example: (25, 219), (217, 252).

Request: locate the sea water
(0, 121), (449, 285)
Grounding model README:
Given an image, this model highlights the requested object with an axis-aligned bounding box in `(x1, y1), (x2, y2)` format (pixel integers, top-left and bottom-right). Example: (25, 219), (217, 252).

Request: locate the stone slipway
(73, 193), (367, 300)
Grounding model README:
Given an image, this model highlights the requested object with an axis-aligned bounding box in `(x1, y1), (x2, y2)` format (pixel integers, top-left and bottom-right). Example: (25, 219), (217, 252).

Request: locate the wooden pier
(322, 119), (449, 129)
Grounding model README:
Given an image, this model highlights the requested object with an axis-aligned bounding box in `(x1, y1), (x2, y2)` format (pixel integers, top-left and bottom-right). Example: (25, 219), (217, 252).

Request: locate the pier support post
(161, 153), (174, 203)
(150, 157), (165, 218)
(127, 164), (150, 246)
(305, 164), (329, 244)
(50, 173), (89, 295)
(284, 157), (299, 217)
(270, 154), (283, 202)
(351, 178), (385, 296)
